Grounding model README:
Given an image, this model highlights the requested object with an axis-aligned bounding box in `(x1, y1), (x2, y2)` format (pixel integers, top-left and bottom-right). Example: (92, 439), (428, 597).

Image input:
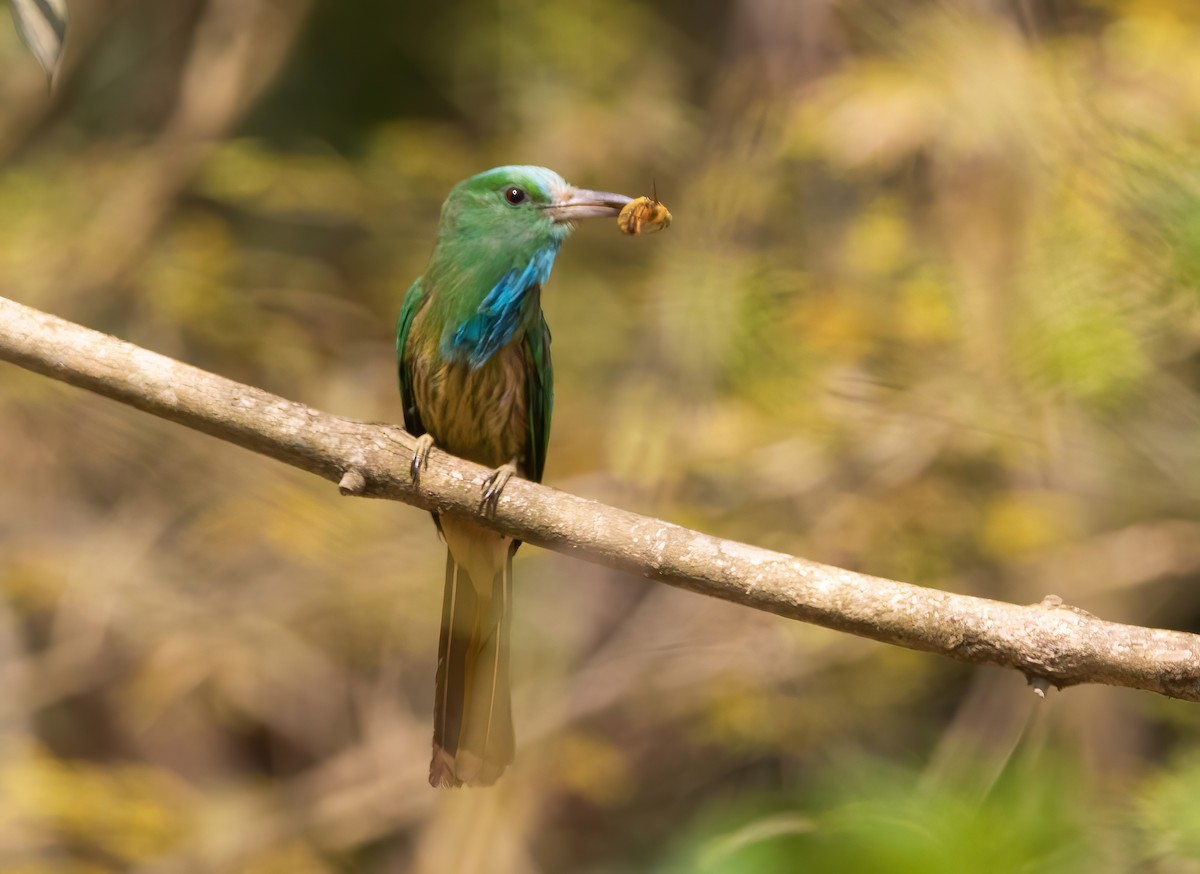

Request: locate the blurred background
(1, 0), (1200, 870)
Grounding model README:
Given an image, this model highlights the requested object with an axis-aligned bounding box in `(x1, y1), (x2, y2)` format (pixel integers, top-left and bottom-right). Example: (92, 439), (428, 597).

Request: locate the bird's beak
(546, 188), (633, 223)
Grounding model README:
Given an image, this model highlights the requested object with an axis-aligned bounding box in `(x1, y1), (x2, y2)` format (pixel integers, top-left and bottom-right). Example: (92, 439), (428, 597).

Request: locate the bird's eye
(504, 187), (527, 205)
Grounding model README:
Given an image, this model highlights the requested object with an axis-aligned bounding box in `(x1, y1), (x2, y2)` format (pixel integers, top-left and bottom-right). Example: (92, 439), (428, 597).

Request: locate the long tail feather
(430, 534), (514, 788)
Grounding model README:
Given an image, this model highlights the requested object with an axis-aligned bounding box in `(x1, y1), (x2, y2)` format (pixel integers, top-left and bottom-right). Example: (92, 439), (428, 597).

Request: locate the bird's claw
(411, 434), (435, 482)
(481, 462), (517, 515)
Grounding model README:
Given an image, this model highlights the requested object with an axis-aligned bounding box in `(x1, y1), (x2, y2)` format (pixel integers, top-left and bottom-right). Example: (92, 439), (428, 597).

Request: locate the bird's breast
(409, 337), (532, 472)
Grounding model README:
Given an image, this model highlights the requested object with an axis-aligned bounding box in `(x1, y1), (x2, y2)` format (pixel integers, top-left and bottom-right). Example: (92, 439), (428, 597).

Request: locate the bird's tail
(430, 522), (514, 788)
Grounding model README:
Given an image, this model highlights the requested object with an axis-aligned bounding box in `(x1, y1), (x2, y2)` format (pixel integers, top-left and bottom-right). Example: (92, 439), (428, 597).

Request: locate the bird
(396, 166), (633, 787)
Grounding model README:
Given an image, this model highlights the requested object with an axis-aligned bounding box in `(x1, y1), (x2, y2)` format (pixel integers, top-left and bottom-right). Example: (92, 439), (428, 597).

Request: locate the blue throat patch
(442, 242), (561, 368)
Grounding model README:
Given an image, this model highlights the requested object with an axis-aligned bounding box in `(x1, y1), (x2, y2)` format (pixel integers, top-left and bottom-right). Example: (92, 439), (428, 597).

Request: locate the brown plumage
(405, 304), (531, 787)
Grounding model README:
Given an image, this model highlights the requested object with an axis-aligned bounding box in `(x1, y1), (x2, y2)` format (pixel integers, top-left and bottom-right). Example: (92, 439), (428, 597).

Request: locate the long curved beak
(546, 188), (633, 223)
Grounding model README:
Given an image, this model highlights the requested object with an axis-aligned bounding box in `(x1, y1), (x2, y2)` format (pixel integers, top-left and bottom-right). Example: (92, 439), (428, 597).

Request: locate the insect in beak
(617, 181), (672, 236)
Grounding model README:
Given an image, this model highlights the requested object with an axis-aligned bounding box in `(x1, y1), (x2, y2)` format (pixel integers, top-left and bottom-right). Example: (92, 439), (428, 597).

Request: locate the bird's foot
(481, 461), (517, 515)
(411, 434), (435, 482)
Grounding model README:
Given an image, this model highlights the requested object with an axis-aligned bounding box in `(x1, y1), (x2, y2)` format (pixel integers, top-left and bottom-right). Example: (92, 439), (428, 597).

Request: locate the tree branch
(3, 293), (1200, 702)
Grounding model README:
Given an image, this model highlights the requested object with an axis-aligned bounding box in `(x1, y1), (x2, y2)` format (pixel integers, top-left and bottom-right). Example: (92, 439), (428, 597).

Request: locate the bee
(618, 182), (672, 236)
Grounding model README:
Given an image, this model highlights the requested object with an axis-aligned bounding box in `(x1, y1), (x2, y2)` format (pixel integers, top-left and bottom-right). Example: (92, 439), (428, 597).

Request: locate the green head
(437, 165), (633, 250)
(420, 166), (633, 367)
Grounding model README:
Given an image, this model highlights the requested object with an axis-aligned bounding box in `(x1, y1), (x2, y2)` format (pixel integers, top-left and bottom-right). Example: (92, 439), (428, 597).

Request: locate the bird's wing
(396, 277), (426, 438)
(524, 309), (553, 484)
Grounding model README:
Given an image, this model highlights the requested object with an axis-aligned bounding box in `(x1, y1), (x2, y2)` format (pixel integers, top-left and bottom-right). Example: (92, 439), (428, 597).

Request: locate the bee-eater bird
(397, 166), (633, 787)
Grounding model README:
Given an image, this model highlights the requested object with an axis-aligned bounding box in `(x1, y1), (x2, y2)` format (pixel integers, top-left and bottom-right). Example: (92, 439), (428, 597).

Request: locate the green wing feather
(396, 277), (426, 438)
(524, 311), (553, 484)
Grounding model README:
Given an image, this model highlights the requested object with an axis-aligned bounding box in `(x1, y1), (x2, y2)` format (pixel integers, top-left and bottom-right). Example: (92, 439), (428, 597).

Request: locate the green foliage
(1136, 751), (1200, 866)
(664, 754), (1096, 874)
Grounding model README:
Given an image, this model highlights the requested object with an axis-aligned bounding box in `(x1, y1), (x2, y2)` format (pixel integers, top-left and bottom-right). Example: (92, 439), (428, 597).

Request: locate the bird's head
(441, 165), (633, 246)
(421, 166), (636, 365)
